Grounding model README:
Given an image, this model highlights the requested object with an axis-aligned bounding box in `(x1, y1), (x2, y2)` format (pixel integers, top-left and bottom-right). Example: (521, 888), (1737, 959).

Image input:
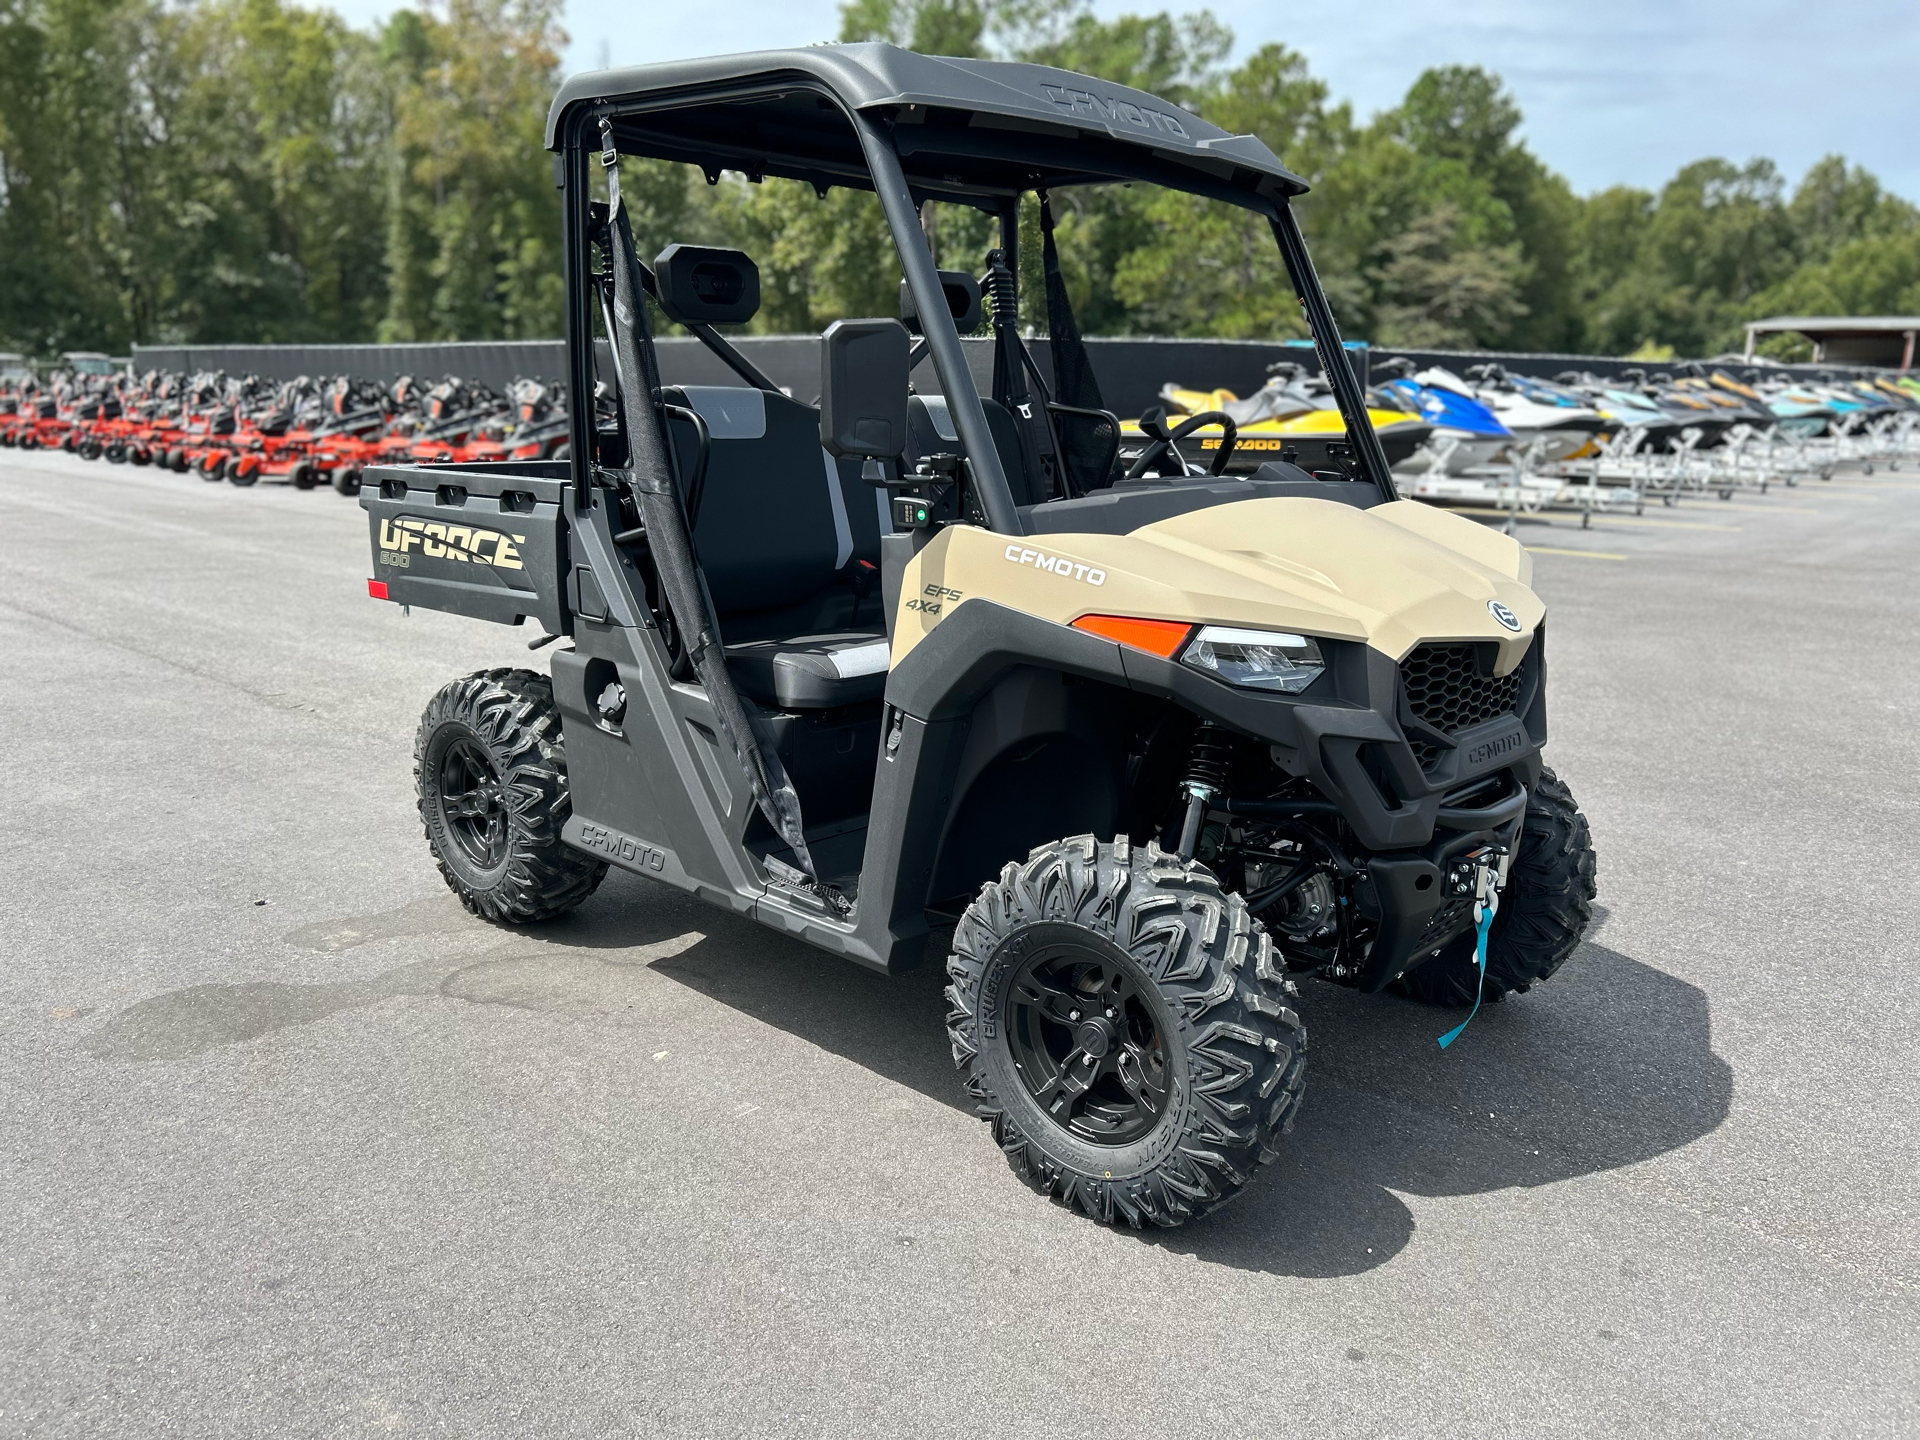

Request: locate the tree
(1011, 3), (1229, 105)
(1370, 202), (1528, 348)
(1789, 155), (1913, 256)
(1386, 66), (1572, 350)
(1574, 159), (1802, 357)
(0, 0), (399, 350)
(379, 0), (567, 341)
(0, 0), (169, 352)
(4, 0), (1916, 359)
(838, 0), (987, 55)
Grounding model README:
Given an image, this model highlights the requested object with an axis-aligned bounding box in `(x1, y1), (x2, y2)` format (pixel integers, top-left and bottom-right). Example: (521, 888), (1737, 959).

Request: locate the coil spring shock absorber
(984, 249), (1017, 327)
(1176, 724), (1233, 861)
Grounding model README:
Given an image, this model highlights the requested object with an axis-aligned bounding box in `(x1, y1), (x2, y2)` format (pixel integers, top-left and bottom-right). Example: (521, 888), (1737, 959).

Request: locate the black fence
(130, 335), (1870, 421)
(128, 341), (572, 393)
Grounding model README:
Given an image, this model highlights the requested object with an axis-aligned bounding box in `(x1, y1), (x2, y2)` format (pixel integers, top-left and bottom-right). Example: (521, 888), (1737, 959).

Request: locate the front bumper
(1120, 628), (1548, 853)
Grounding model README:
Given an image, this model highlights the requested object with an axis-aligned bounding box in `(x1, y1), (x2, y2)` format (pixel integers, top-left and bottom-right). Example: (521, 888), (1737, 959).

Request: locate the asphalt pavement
(1, 450), (1915, 1437)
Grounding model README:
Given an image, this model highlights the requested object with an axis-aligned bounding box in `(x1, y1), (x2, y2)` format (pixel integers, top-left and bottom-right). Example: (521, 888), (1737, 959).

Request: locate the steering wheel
(1126, 407), (1239, 480)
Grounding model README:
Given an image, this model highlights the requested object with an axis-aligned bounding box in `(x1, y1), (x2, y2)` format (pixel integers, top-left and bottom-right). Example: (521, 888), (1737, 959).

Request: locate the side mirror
(899, 271), (983, 334)
(654, 244), (760, 326)
(820, 318), (909, 463)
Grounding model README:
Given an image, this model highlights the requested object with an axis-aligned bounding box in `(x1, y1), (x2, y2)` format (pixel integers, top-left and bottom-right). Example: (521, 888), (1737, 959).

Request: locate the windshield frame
(561, 83), (1396, 529)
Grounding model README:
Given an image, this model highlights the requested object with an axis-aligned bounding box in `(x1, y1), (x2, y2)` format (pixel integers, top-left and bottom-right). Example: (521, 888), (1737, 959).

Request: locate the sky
(331, 0), (1920, 202)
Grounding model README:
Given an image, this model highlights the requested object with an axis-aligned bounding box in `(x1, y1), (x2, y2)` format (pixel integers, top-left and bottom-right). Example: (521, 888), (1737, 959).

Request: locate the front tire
(1396, 767), (1597, 1007)
(415, 669), (606, 924)
(947, 836), (1308, 1228)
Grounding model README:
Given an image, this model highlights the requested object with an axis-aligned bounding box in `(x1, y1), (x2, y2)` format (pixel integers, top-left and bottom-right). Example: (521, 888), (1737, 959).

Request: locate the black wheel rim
(437, 737), (509, 871)
(1005, 938), (1170, 1146)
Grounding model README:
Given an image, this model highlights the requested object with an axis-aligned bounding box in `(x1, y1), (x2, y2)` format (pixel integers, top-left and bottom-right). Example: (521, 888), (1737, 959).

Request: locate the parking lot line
(1811, 479), (1920, 490)
(1576, 514), (1741, 531)
(1526, 545), (1628, 560)
(1451, 507), (1740, 532)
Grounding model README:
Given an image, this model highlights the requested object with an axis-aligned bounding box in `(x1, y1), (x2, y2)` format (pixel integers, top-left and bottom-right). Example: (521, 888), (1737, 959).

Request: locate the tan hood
(894, 497), (1541, 673)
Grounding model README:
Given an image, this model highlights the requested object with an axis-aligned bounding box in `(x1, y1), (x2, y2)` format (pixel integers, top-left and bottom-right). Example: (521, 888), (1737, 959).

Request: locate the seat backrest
(906, 393), (1045, 508)
(665, 385), (889, 623)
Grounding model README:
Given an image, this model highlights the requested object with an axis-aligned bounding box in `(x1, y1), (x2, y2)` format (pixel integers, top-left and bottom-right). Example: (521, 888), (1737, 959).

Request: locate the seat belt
(1038, 193), (1106, 414)
(985, 248), (1063, 501)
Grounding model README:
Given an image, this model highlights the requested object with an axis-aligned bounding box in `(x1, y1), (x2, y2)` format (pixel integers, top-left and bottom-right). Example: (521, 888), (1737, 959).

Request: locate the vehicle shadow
(83, 875), (1730, 1280)
(641, 892), (1732, 1279)
(1139, 935), (1732, 1277)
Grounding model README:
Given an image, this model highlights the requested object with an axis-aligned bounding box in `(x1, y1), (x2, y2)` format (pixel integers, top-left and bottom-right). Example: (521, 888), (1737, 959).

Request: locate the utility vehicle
(360, 44), (1596, 1228)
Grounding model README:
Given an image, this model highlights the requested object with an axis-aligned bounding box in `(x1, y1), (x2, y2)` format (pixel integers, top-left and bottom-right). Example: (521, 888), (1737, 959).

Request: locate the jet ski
(1867, 376), (1920, 414)
(1663, 366), (1778, 435)
(1703, 368), (1785, 421)
(1636, 370), (1755, 448)
(1553, 371), (1695, 453)
(1133, 364), (1433, 474)
(1757, 377), (1848, 437)
(1454, 363), (1612, 462)
(1373, 360), (1513, 474)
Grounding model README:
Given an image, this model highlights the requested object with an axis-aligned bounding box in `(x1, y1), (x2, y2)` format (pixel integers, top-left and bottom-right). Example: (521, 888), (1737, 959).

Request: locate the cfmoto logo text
(1488, 599), (1523, 632)
(1465, 730), (1525, 767)
(1004, 544), (1105, 585)
(579, 823), (666, 871)
(1038, 83), (1190, 139)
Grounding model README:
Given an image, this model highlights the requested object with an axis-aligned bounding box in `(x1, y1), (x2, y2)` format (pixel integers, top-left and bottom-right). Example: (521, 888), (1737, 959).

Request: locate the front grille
(1402, 642), (1523, 736)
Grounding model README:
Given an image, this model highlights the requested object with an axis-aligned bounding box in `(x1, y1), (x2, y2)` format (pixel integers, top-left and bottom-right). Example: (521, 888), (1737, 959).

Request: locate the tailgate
(361, 462), (570, 632)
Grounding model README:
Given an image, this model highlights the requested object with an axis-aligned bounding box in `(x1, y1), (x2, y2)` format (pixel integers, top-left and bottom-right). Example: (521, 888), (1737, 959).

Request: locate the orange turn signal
(1071, 614), (1193, 658)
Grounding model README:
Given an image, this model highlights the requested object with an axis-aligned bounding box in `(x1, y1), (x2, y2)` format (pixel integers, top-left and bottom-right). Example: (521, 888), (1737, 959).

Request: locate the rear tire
(1395, 767), (1597, 1007)
(415, 669), (607, 924)
(947, 836), (1308, 1228)
(331, 467), (361, 496)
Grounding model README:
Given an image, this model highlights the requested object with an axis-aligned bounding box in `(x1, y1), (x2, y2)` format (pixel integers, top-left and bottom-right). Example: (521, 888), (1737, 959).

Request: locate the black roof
(546, 43), (1305, 207)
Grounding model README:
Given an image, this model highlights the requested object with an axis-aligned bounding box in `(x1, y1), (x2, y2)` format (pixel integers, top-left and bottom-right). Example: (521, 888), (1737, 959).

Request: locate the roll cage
(545, 42), (1398, 522)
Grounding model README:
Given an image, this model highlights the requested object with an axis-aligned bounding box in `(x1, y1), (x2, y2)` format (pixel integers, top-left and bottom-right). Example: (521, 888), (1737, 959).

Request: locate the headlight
(1180, 626), (1325, 693)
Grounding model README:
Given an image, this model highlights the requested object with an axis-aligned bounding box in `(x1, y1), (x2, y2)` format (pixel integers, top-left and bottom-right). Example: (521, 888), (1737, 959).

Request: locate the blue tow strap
(1436, 906), (1495, 1050)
